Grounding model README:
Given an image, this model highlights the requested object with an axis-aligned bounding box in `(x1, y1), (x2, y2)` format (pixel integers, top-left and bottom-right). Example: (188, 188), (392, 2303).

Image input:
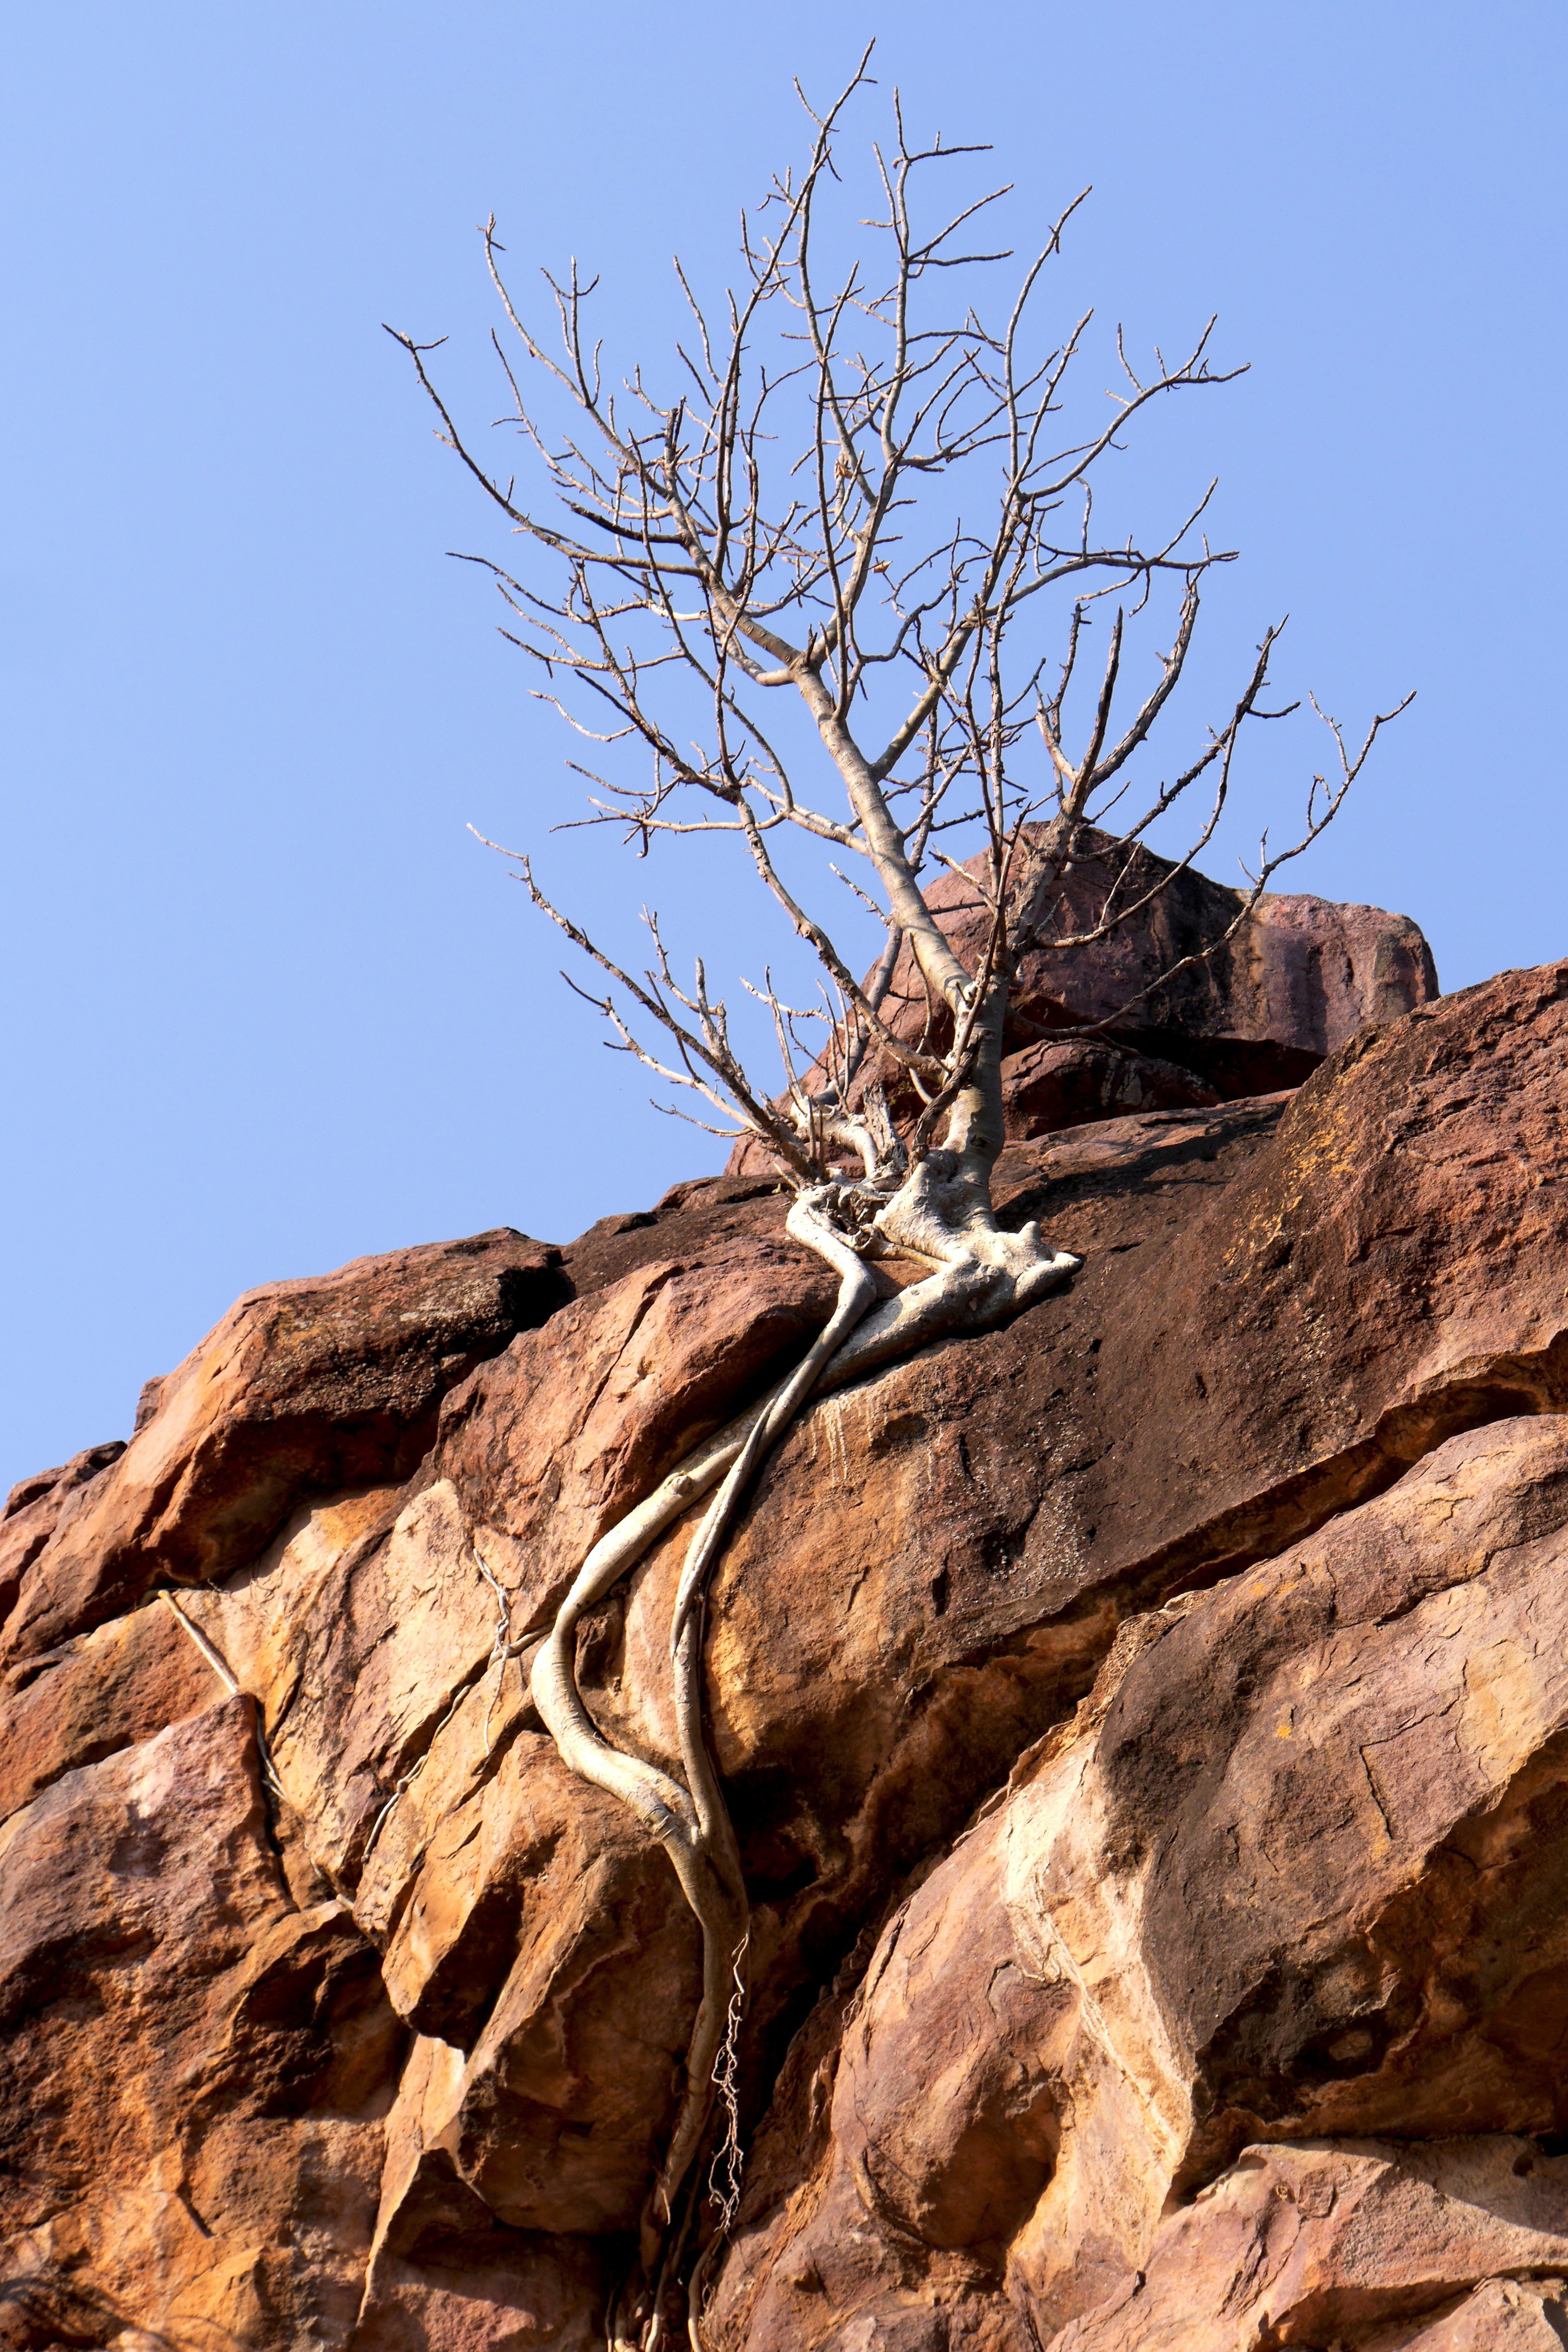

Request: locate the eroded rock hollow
(10, 872), (1568, 2350)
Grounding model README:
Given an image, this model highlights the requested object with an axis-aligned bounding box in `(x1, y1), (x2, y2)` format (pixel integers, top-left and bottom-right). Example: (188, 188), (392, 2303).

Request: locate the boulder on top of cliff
(901, 822), (1438, 1083)
(727, 825), (1438, 1170)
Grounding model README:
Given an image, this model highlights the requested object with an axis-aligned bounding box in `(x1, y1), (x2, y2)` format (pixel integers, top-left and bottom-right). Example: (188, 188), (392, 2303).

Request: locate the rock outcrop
(17, 895), (1568, 2350)
(727, 825), (1440, 1172)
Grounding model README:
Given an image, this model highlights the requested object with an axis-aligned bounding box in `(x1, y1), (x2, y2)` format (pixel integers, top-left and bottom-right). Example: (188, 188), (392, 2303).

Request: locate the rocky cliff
(10, 875), (1568, 2351)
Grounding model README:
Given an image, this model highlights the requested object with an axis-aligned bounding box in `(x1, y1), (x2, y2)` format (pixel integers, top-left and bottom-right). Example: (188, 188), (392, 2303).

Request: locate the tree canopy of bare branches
(393, 50), (1406, 1239)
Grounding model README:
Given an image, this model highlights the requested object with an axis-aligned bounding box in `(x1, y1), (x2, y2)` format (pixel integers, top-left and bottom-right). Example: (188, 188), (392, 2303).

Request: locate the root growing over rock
(528, 1178), (1079, 2342)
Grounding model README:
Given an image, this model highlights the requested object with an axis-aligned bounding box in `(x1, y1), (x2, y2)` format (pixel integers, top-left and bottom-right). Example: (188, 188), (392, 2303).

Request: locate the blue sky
(3, 2), (1563, 1494)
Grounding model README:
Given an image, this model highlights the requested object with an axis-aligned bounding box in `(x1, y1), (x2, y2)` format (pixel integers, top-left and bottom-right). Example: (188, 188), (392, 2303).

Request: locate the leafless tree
(390, 52), (1409, 2347)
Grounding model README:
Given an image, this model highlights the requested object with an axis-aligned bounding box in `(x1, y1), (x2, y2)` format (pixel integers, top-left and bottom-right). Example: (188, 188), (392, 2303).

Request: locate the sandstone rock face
(1052, 2141), (1568, 2350)
(997, 1037), (1220, 1138)
(15, 939), (1568, 2351)
(0, 1694), (398, 2350)
(1, 1229), (570, 1663)
(1, 1442), (125, 1628)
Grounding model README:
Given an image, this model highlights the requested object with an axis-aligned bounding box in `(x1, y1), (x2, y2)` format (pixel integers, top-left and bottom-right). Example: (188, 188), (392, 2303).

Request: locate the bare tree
(390, 53), (1409, 2347)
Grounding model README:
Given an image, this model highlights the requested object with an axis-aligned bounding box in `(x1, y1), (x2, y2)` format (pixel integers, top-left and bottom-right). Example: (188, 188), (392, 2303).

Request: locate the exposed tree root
(528, 1180), (1079, 2344)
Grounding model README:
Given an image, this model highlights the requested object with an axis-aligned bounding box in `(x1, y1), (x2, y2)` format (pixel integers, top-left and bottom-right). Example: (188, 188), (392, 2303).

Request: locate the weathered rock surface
(707, 1411), (1568, 2345)
(1052, 2141), (1568, 2350)
(886, 823), (1441, 1087)
(997, 1036), (1220, 1138)
(0, 1694), (398, 2350)
(1, 1229), (570, 1665)
(1, 1441), (125, 1627)
(20, 900), (1568, 2349)
(727, 824), (1438, 1172)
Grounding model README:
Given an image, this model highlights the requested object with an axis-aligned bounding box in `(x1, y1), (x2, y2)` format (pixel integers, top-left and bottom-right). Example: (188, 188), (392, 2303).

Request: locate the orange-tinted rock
(365, 1720), (700, 2235)
(587, 965), (1566, 2121)
(160, 1216), (847, 2241)
(0, 1440), (123, 1623)
(181, 1479), (496, 1892)
(431, 1214), (840, 1650)
(1, 1228), (569, 1664)
(0, 1694), (398, 2348)
(18, 921), (1568, 2351)
(1391, 2278), (1568, 2348)
(354, 2036), (608, 2350)
(584, 1100), (1290, 2070)
(1052, 2140), (1568, 2351)
(0, 1590), (217, 1822)
(988, 959), (1568, 1599)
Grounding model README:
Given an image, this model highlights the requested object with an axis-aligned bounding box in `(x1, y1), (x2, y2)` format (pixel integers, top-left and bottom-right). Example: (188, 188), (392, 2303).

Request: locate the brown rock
(354, 2036), (607, 2349)
(1, 1227), (570, 1663)
(725, 823), (1437, 1167)
(0, 1440), (123, 1624)
(988, 958), (1568, 1599)
(998, 1038), (1220, 1139)
(125, 954), (1568, 2342)
(560, 1173), (789, 1298)
(0, 1590), (218, 1823)
(0, 1694), (397, 2348)
(181, 1479), (494, 1892)
(1388, 2278), (1568, 2348)
(1051, 2140), (1568, 2350)
(595, 1099), (1290, 2064)
(578, 962), (1567, 2132)
(708, 1413), (1568, 2344)
(882, 824), (1439, 1087)
(18, 919), (1568, 2350)
(363, 1716), (700, 2235)
(433, 1216), (840, 1640)
(156, 1213), (846, 2233)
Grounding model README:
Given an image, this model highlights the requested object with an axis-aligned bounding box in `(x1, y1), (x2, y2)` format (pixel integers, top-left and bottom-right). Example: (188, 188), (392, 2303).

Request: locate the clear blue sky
(3, 2), (1563, 1496)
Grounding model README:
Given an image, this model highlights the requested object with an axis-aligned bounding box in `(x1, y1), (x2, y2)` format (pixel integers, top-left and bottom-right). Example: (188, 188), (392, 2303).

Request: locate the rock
(0, 1590), (218, 1822)
(726, 824), (1437, 1168)
(16, 911), (1568, 2350)
(2, 1440), (125, 1524)
(706, 1412), (1568, 2344)
(164, 1210), (843, 2239)
(434, 1221), (838, 1633)
(576, 1098), (1291, 2078)
(1051, 2140), (1568, 2350)
(998, 1039), (1219, 1139)
(0, 1694), (398, 2349)
(0, 1440), (124, 1626)
(890, 823), (1440, 1086)
(987, 959), (1568, 1598)
(620, 962), (1568, 2121)
(1, 1228), (570, 1664)
(1389, 2278), (1568, 2348)
(354, 2036), (608, 2349)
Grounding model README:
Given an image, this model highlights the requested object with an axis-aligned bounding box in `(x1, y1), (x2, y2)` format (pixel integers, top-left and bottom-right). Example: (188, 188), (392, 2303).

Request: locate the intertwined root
(527, 1181), (1079, 2343)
